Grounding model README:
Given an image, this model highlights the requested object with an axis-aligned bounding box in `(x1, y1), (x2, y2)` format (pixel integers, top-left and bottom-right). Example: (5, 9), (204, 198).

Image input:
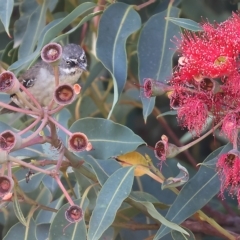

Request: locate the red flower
(177, 97), (208, 136)
(217, 151), (240, 205)
(221, 112), (240, 143)
(169, 12), (240, 140)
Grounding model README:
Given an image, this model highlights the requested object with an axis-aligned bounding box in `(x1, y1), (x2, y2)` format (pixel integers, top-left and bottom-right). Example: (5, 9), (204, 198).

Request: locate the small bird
(1, 43), (87, 113)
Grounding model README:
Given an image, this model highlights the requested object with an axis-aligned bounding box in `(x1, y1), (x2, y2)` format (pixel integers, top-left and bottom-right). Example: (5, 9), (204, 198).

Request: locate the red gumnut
(54, 84), (76, 105)
(65, 205), (83, 223)
(142, 78), (172, 98)
(154, 135), (179, 161)
(0, 71), (20, 95)
(68, 132), (92, 152)
(216, 150), (240, 206)
(0, 175), (14, 198)
(0, 131), (22, 151)
(41, 43), (62, 65)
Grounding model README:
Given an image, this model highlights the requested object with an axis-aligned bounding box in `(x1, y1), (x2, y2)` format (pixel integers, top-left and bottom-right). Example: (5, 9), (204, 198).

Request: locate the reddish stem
(48, 105), (65, 115)
(0, 101), (39, 115)
(48, 116), (73, 137)
(8, 155), (51, 175)
(18, 116), (42, 135)
(22, 112), (48, 144)
(54, 175), (74, 205)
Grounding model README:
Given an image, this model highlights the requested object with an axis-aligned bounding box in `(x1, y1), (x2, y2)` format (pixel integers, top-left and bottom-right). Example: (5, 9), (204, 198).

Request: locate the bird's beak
(79, 63), (87, 72)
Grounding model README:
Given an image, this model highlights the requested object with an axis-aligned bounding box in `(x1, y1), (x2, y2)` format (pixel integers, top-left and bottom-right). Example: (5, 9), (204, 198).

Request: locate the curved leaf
(171, 228), (195, 240)
(154, 144), (231, 239)
(3, 219), (37, 240)
(0, 0), (14, 37)
(166, 17), (202, 31)
(69, 118), (145, 159)
(18, 0), (50, 59)
(138, 6), (180, 121)
(162, 163), (189, 189)
(96, 2), (141, 118)
(128, 193), (188, 235)
(13, 186), (27, 226)
(36, 196), (64, 225)
(157, 110), (177, 118)
(88, 166), (135, 240)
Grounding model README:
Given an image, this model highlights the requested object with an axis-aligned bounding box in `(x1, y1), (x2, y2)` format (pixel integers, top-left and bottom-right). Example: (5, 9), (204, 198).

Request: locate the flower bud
(154, 135), (180, 161)
(54, 84), (76, 105)
(0, 131), (22, 151)
(143, 78), (172, 98)
(0, 175), (14, 198)
(41, 43), (62, 65)
(65, 205), (83, 223)
(0, 71), (20, 94)
(68, 132), (92, 152)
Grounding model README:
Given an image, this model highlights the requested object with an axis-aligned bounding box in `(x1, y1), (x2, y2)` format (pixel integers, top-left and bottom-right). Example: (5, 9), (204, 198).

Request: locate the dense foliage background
(0, 0), (239, 239)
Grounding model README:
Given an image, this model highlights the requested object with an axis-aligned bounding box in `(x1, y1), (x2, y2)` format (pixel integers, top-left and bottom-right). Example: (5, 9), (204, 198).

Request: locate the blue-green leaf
(166, 17), (203, 31)
(154, 144), (231, 239)
(88, 166), (135, 240)
(3, 219), (37, 240)
(69, 118), (145, 159)
(36, 196), (64, 225)
(129, 193), (188, 235)
(18, 0), (50, 59)
(96, 2), (141, 118)
(0, 0), (14, 37)
(138, 7), (180, 121)
(171, 228), (195, 240)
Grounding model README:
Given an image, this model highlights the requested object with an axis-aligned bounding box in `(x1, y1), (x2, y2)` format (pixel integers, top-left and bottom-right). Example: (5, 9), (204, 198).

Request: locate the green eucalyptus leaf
(9, 2), (96, 73)
(73, 169), (98, 210)
(3, 218), (37, 240)
(13, 186), (27, 226)
(154, 144), (231, 239)
(88, 166), (135, 240)
(157, 110), (177, 118)
(166, 17), (203, 31)
(52, 11), (102, 43)
(1, 40), (15, 66)
(69, 117), (145, 159)
(129, 191), (169, 209)
(96, 2), (141, 118)
(84, 155), (109, 186)
(128, 194), (188, 235)
(0, 0), (14, 37)
(84, 156), (122, 186)
(18, 0), (50, 59)
(138, 7), (180, 121)
(36, 195), (65, 225)
(55, 108), (71, 145)
(36, 224), (50, 240)
(82, 61), (105, 94)
(49, 198), (89, 240)
(171, 228), (196, 240)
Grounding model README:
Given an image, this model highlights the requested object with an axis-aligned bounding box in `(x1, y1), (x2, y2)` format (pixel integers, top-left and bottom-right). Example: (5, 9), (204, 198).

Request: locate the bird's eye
(66, 60), (70, 65)
(80, 55), (86, 63)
